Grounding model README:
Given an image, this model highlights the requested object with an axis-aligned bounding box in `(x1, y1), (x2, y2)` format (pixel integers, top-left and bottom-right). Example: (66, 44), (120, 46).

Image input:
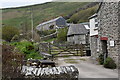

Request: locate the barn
(36, 16), (67, 31)
(67, 24), (88, 44)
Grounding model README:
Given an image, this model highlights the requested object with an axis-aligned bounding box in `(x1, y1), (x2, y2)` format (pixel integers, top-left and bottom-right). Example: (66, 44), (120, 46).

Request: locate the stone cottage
(97, 2), (119, 64)
(36, 16), (67, 31)
(67, 24), (88, 44)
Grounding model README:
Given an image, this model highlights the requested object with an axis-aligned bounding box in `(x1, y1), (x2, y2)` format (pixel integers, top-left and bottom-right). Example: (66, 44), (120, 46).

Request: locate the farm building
(67, 24), (88, 45)
(36, 16), (67, 31)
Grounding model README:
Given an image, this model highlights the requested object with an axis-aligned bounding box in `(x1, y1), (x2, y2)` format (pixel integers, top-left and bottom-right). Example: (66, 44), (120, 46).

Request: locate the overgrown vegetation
(103, 57), (117, 69)
(2, 26), (20, 42)
(10, 41), (43, 59)
(2, 44), (24, 78)
(57, 27), (68, 42)
(44, 38), (57, 42)
(98, 54), (104, 65)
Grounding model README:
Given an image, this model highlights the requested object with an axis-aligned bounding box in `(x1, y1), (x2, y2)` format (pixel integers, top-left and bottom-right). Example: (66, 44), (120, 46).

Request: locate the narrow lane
(56, 56), (118, 78)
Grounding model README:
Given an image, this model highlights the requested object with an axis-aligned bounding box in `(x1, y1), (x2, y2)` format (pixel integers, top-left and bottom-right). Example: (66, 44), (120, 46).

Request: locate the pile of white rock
(21, 65), (79, 80)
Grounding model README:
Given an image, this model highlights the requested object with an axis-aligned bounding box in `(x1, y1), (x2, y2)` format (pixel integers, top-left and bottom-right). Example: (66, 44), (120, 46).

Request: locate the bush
(2, 26), (20, 42)
(26, 52), (43, 59)
(57, 27), (68, 42)
(10, 41), (43, 59)
(98, 54), (104, 65)
(103, 57), (116, 69)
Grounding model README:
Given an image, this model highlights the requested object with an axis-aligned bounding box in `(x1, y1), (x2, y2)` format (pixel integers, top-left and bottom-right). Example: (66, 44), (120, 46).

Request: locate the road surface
(55, 56), (118, 78)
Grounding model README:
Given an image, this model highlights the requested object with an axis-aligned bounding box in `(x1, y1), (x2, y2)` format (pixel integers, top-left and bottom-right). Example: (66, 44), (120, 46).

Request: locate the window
(95, 18), (97, 22)
(49, 25), (54, 29)
(95, 24), (98, 27)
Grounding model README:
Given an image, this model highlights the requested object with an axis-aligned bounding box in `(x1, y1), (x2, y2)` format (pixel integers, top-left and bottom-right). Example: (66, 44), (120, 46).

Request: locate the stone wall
(41, 22), (56, 31)
(21, 65), (79, 79)
(97, 2), (119, 64)
(90, 36), (99, 62)
(118, 2), (120, 79)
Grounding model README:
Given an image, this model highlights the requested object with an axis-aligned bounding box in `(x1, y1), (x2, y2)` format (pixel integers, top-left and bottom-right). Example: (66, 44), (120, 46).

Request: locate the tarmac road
(55, 56), (118, 79)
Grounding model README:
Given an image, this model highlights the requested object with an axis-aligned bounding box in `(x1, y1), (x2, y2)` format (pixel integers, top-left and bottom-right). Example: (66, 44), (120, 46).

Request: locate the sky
(0, 0), (119, 8)
(0, 0), (53, 8)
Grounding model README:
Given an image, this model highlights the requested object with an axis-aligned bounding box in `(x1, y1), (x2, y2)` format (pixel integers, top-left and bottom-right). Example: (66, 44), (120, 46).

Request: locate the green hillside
(68, 4), (99, 23)
(2, 2), (99, 29)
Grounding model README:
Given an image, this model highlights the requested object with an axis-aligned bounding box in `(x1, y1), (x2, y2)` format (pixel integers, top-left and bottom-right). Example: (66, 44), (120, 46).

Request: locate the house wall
(74, 35), (86, 44)
(41, 22), (57, 31)
(98, 2), (119, 64)
(89, 17), (98, 36)
(90, 36), (99, 60)
(36, 17), (67, 31)
(89, 16), (99, 60)
(67, 35), (86, 44)
(67, 36), (74, 44)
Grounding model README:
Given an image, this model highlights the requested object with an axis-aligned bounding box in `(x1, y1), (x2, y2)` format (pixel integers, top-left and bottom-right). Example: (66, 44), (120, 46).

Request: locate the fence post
(48, 42), (51, 54)
(80, 44), (84, 57)
(77, 44), (79, 55)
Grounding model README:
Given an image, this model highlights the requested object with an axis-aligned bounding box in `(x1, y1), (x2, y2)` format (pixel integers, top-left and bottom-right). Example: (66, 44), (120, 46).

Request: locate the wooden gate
(39, 42), (87, 58)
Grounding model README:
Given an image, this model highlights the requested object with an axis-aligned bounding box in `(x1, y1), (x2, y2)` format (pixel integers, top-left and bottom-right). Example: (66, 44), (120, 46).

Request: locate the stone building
(36, 16), (67, 31)
(67, 24), (88, 44)
(89, 13), (99, 59)
(97, 2), (119, 64)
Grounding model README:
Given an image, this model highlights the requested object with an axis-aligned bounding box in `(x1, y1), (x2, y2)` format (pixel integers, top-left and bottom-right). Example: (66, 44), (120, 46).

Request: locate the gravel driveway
(55, 56), (118, 78)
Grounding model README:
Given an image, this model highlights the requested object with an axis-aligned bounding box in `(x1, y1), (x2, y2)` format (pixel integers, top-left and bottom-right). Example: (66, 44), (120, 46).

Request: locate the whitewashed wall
(89, 17), (98, 36)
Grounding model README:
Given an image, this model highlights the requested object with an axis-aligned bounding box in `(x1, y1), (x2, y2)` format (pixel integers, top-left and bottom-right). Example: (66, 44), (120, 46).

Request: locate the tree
(57, 27), (68, 42)
(2, 26), (19, 42)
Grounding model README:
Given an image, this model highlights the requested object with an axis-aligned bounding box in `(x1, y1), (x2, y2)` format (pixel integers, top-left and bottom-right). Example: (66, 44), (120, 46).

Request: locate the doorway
(101, 40), (108, 62)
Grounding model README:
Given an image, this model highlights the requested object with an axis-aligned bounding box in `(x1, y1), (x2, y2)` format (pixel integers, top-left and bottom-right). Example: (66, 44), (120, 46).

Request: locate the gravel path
(55, 56), (118, 78)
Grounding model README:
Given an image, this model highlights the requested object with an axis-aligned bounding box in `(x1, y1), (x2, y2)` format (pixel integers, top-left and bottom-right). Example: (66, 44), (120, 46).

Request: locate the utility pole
(30, 7), (34, 42)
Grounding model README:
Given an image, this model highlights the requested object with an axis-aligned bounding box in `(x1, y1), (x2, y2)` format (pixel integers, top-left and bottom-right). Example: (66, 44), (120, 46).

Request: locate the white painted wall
(89, 17), (98, 36)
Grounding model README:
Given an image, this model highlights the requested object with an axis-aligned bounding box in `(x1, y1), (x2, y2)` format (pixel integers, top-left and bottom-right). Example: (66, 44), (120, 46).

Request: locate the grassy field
(2, 2), (98, 29)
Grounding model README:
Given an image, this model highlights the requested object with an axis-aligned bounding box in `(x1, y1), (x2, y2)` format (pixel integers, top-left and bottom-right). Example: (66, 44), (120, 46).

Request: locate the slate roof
(67, 24), (87, 36)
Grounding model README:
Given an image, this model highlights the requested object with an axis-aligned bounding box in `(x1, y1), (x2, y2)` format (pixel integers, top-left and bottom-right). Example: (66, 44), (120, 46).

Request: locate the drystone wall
(21, 65), (79, 80)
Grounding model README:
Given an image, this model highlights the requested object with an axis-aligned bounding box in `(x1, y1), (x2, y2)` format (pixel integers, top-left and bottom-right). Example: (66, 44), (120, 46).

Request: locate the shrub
(103, 57), (116, 69)
(57, 27), (68, 42)
(10, 41), (43, 59)
(2, 26), (19, 42)
(26, 52), (43, 59)
(98, 54), (104, 65)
